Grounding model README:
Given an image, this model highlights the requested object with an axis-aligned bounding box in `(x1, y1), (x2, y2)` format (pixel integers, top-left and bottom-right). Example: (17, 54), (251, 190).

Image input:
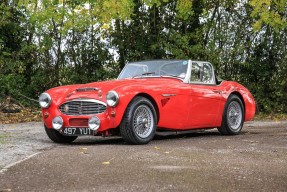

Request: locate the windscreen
(118, 60), (188, 80)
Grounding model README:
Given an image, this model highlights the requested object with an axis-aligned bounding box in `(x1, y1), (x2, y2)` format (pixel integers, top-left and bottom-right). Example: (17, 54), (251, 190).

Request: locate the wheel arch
(229, 91), (245, 113)
(134, 93), (160, 123)
(119, 94), (158, 144)
(218, 91), (245, 135)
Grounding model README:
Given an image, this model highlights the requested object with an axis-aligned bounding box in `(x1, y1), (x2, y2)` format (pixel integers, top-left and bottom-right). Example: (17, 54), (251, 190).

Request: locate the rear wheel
(218, 95), (244, 135)
(45, 125), (77, 143)
(120, 96), (157, 144)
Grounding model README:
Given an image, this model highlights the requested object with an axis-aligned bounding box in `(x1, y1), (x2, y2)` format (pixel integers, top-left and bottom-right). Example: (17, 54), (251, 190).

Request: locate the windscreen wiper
(133, 72), (156, 78)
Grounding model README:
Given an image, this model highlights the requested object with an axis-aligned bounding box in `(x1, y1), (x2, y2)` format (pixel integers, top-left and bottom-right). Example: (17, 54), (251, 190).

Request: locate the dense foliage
(0, 0), (286, 114)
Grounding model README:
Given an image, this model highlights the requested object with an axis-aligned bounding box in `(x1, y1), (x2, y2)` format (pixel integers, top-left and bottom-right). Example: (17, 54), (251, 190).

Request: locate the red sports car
(39, 60), (256, 144)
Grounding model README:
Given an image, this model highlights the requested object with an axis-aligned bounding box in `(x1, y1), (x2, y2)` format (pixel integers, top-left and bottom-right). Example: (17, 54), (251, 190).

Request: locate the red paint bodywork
(42, 77), (256, 134)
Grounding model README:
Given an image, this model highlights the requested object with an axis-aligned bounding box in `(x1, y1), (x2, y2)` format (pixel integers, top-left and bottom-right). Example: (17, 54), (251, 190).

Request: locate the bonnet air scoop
(66, 87), (100, 98)
(76, 87), (99, 92)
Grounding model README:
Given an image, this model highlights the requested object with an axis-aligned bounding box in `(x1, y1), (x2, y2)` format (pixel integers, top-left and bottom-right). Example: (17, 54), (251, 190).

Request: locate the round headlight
(88, 116), (100, 131)
(106, 91), (119, 107)
(39, 93), (52, 108)
(52, 116), (63, 130)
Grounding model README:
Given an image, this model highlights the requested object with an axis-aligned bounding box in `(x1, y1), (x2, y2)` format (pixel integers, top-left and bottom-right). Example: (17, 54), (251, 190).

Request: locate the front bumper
(42, 107), (116, 134)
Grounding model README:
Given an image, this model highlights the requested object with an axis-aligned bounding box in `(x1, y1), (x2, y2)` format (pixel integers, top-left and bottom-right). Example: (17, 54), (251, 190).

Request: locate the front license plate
(61, 127), (94, 136)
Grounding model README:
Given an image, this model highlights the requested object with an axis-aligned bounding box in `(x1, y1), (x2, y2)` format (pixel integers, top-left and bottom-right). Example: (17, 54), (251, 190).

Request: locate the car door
(187, 62), (224, 128)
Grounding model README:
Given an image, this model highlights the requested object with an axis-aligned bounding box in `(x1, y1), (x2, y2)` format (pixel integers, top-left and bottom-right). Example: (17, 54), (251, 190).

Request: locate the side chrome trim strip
(162, 94), (177, 97)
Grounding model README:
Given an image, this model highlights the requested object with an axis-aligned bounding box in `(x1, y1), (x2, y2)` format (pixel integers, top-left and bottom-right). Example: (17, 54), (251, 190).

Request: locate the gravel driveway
(0, 122), (54, 172)
(0, 120), (287, 191)
(1, 120), (286, 171)
(0, 122), (115, 172)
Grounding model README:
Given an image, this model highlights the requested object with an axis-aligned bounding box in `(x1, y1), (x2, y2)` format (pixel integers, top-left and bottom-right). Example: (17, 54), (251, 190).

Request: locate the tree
(0, 0), (286, 114)
(250, 0), (287, 31)
(0, 1), (25, 98)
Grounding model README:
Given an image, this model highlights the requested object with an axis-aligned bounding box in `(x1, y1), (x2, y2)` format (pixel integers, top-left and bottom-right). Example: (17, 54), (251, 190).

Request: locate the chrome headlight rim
(88, 116), (100, 131)
(52, 116), (63, 130)
(106, 91), (120, 107)
(39, 93), (52, 108)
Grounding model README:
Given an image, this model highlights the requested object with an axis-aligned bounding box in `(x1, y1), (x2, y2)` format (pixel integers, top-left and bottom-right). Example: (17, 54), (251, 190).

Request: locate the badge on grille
(64, 104), (69, 112)
(78, 106), (83, 114)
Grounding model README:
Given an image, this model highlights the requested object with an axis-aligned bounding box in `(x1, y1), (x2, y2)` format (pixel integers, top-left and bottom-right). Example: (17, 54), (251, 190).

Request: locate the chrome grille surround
(59, 99), (107, 116)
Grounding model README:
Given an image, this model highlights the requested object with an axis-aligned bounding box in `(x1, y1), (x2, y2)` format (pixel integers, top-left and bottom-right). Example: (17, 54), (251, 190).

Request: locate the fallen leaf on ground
(102, 157), (115, 165)
(164, 149), (175, 154)
(79, 148), (88, 154)
(0, 109), (42, 124)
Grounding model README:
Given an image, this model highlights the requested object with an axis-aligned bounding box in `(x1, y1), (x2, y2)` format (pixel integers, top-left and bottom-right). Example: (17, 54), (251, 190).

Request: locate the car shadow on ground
(65, 129), (229, 146)
(154, 130), (221, 140)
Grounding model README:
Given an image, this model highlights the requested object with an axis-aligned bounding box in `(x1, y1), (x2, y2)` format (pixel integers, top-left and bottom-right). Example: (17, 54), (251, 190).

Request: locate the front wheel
(218, 95), (244, 135)
(45, 125), (77, 143)
(120, 96), (157, 144)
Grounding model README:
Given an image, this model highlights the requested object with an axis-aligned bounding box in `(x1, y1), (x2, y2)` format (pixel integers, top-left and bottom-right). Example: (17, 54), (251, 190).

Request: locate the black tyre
(218, 95), (244, 135)
(45, 125), (77, 143)
(120, 96), (157, 144)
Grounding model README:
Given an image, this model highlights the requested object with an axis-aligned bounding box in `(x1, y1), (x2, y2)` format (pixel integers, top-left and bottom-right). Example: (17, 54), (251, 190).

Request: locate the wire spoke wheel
(120, 96), (157, 144)
(218, 95), (244, 135)
(133, 105), (154, 139)
(227, 101), (243, 131)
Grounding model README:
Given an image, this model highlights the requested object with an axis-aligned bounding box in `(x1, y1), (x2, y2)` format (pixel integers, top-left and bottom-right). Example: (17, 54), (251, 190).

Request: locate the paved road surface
(0, 121), (287, 191)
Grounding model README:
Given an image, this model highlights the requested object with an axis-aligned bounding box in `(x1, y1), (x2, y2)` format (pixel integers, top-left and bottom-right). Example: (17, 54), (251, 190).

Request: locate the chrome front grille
(59, 99), (106, 115)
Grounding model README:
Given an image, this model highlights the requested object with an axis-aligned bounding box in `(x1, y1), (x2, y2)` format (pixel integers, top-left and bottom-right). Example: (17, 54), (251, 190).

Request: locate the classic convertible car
(39, 60), (256, 144)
